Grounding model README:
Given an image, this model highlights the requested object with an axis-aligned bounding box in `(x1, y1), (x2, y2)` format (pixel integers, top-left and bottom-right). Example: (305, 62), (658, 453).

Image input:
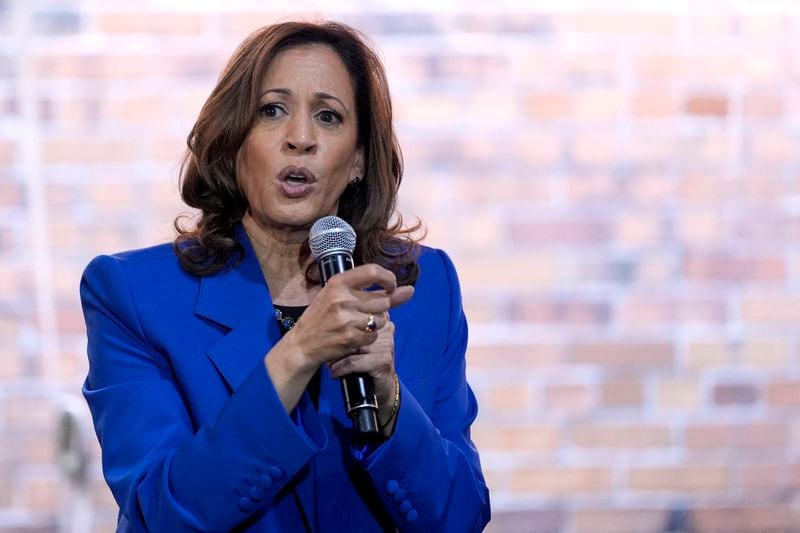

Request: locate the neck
(242, 213), (318, 306)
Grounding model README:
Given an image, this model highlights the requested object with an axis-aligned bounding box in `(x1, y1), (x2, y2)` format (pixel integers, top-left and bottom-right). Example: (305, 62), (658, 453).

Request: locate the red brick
(571, 134), (616, 166)
(685, 254), (786, 282)
(752, 132), (794, 161)
(96, 13), (206, 34)
(766, 381), (800, 406)
(0, 182), (22, 208)
(692, 505), (799, 531)
(713, 382), (759, 405)
(743, 89), (784, 117)
(631, 89), (679, 117)
(484, 384), (532, 412)
(572, 89), (626, 119)
(614, 212), (662, 246)
(468, 343), (565, 370)
(0, 346), (23, 379)
(657, 379), (702, 410)
(43, 138), (138, 164)
(628, 466), (729, 491)
(600, 379), (643, 408)
(675, 212), (726, 245)
(686, 423), (786, 449)
(511, 218), (612, 246)
(571, 508), (668, 533)
(685, 340), (730, 370)
(5, 434), (55, 464)
(458, 253), (557, 290)
(571, 341), (673, 371)
(26, 477), (59, 510)
(472, 424), (558, 452)
(0, 139), (13, 165)
(566, 13), (678, 36)
(512, 131), (562, 165)
(566, 173), (616, 202)
(449, 174), (551, 205)
(35, 54), (162, 78)
(741, 463), (800, 491)
(0, 478), (10, 507)
(5, 394), (54, 431)
(620, 295), (726, 325)
(741, 339), (792, 368)
(543, 383), (593, 413)
(485, 508), (562, 533)
(741, 294), (800, 324)
(684, 94), (729, 116)
(571, 423), (671, 448)
(220, 12), (288, 35)
(511, 466), (612, 494)
(516, 299), (610, 325)
(523, 92), (570, 119)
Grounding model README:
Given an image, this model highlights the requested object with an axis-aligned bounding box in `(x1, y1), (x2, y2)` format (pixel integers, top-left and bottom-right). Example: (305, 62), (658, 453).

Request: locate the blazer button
(269, 466), (283, 479)
(249, 486), (266, 501)
(258, 474), (273, 490)
(393, 488), (407, 503)
(399, 500), (412, 513)
(237, 497), (254, 513)
(386, 479), (399, 494)
(405, 509), (418, 523)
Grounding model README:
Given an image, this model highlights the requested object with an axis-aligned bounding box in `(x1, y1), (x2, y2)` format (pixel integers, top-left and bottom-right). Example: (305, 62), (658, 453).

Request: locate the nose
(283, 114), (317, 154)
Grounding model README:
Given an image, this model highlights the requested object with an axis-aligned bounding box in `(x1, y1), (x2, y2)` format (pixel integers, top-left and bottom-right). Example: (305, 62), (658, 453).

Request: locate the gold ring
(364, 314), (377, 333)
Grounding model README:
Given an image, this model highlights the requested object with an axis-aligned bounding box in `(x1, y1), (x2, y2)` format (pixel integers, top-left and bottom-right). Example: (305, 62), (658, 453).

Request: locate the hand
(329, 314), (398, 427)
(285, 264), (413, 373)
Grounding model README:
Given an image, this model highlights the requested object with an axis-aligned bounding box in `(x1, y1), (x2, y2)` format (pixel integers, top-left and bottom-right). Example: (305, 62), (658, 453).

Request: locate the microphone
(309, 216), (379, 435)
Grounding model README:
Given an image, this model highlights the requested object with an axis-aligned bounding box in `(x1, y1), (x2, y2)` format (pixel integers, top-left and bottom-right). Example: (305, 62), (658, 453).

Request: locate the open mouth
(286, 174), (308, 185)
(278, 166), (317, 185)
(277, 165), (316, 198)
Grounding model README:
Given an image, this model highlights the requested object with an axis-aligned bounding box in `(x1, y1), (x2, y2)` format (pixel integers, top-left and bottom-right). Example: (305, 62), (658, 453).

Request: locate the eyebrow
(261, 88), (348, 112)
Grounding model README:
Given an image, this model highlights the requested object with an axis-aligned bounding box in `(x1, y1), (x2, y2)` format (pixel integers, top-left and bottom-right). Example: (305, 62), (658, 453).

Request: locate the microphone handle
(317, 252), (380, 435)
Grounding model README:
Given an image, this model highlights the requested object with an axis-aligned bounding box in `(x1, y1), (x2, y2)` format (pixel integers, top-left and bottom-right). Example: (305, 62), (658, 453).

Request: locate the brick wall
(2, 1), (800, 531)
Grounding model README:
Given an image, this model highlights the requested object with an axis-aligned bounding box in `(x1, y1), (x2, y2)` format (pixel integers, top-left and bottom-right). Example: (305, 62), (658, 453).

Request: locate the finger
(353, 285), (413, 314)
(388, 285), (414, 308)
(330, 264), (398, 292)
(353, 311), (388, 333)
(353, 291), (394, 314)
(329, 352), (368, 377)
(330, 350), (392, 378)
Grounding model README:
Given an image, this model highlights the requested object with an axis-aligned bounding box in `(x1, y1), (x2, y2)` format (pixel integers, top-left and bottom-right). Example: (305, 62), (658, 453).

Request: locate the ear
(352, 146), (365, 179)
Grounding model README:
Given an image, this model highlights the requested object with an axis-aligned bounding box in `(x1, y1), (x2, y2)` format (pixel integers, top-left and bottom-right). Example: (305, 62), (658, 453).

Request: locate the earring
(350, 176), (361, 186)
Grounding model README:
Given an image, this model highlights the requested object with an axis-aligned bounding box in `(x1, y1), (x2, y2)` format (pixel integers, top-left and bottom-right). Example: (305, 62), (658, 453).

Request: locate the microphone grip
(317, 251), (379, 435)
(341, 373), (379, 434)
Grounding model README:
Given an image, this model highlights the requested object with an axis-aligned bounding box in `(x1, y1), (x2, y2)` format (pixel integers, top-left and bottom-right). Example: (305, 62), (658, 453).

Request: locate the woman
(81, 21), (490, 532)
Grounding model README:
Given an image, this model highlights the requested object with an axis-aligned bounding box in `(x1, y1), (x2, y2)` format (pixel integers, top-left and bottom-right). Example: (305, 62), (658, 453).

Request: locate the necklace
(274, 305), (307, 332)
(274, 308), (295, 330)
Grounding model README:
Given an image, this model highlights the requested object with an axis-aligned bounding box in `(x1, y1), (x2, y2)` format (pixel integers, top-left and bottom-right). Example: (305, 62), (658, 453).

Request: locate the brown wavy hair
(174, 21), (422, 285)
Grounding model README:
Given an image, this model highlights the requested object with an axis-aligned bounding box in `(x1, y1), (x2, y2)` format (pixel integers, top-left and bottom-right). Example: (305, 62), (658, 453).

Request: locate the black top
(273, 304), (321, 408)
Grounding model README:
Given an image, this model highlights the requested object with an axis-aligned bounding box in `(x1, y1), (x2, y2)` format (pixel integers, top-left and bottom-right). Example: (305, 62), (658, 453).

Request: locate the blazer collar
(195, 224), (284, 393)
(194, 224), (316, 528)
(195, 224), (271, 329)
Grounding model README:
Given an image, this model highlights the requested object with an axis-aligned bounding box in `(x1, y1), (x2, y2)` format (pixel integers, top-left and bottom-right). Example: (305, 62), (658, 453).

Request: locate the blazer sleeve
(80, 254), (322, 532)
(360, 249), (491, 532)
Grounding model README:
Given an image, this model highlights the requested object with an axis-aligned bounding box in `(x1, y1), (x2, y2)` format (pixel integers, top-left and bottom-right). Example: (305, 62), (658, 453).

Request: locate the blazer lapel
(195, 226), (282, 392)
(194, 225), (316, 529)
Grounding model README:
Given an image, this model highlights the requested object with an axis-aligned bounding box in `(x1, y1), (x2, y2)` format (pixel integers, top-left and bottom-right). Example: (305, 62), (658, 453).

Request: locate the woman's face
(237, 43), (363, 232)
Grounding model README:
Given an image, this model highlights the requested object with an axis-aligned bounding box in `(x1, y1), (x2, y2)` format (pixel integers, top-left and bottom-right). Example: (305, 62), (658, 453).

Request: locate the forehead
(261, 43), (355, 96)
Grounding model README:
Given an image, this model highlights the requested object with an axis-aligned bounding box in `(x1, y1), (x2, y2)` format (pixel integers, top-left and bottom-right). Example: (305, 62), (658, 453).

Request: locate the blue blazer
(81, 226), (490, 532)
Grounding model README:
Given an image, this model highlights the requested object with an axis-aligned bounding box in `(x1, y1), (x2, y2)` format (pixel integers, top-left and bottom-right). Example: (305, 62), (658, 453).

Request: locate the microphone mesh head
(309, 216), (357, 259)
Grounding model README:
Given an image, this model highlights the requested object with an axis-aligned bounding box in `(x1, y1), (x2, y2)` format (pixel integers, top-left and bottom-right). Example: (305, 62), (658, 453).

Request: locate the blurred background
(2, 0), (800, 531)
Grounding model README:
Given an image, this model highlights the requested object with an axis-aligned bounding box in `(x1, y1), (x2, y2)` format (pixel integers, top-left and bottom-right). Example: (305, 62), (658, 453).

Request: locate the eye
(258, 103), (284, 119)
(317, 109), (343, 125)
